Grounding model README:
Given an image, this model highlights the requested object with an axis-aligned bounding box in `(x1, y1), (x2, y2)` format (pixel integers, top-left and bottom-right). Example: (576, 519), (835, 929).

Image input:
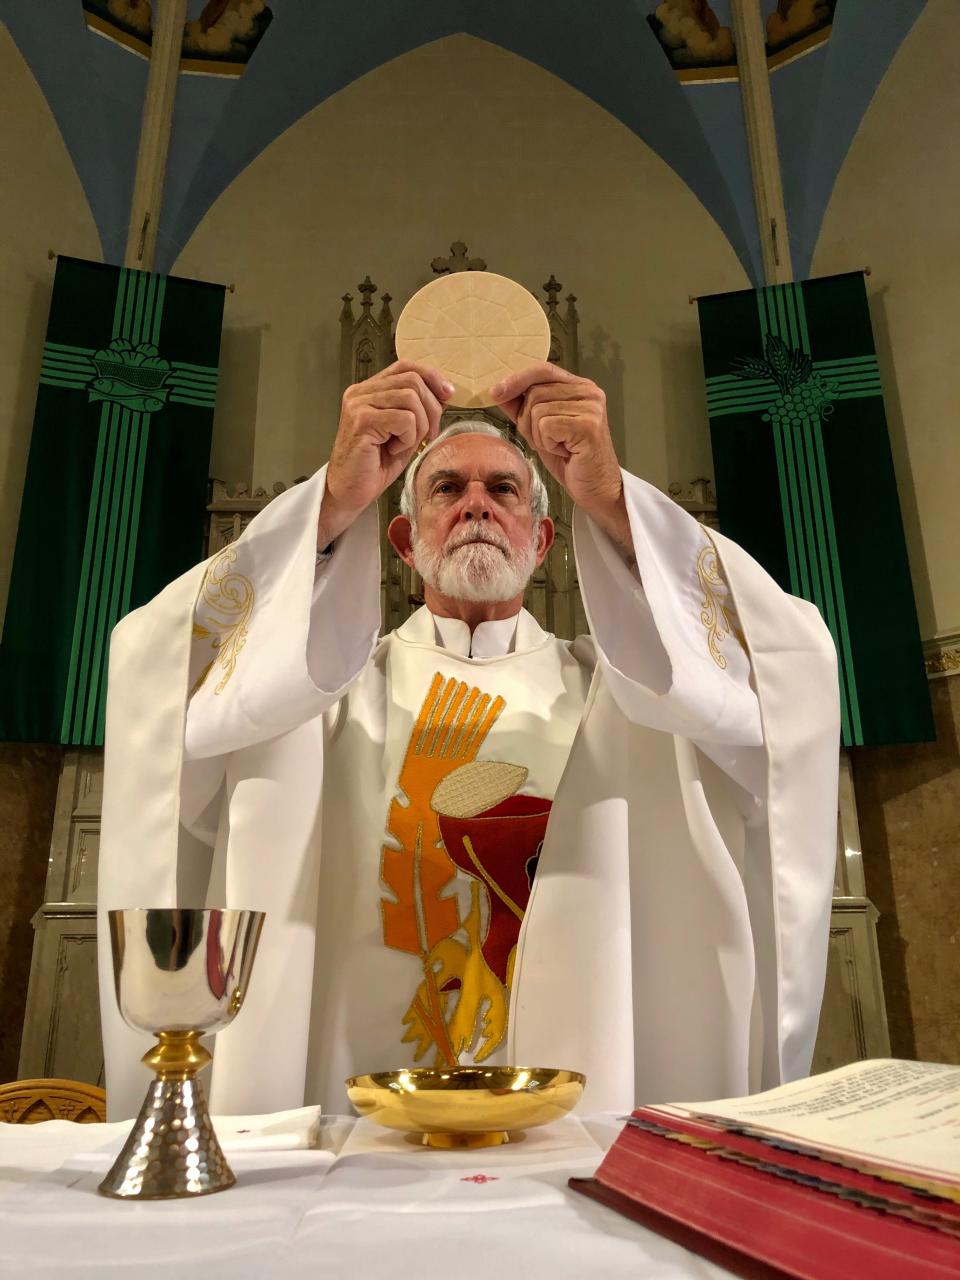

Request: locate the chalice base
(98, 1075), (235, 1200)
(421, 1129), (510, 1149)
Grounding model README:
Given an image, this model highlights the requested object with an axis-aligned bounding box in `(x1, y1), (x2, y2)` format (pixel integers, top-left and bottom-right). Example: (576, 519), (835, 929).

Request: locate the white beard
(412, 525), (538, 603)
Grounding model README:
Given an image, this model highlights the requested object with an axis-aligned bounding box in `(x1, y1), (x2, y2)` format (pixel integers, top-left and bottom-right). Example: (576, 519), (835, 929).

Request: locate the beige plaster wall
(0, 27), (102, 629)
(172, 34), (750, 499)
(0, 28), (102, 1076)
(813, 0), (960, 1068)
(813, 0), (960, 642)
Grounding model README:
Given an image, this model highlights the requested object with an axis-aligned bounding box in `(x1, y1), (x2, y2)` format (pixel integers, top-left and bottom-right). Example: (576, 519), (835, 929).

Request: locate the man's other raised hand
(490, 363), (627, 539)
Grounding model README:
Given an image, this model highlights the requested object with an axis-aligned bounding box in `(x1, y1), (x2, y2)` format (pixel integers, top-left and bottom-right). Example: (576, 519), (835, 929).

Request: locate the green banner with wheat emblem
(0, 256), (224, 745)
(698, 271), (933, 747)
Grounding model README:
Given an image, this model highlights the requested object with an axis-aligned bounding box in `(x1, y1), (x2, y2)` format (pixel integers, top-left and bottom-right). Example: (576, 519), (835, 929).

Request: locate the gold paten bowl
(345, 1066), (585, 1149)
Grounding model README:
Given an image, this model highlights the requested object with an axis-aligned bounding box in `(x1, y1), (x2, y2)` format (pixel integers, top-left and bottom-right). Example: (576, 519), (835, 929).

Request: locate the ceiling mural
(646, 0), (838, 83)
(81, 0), (274, 76)
(0, 0), (928, 282)
(647, 1), (738, 83)
(766, 0), (836, 68)
(181, 0), (273, 75)
(82, 0), (153, 59)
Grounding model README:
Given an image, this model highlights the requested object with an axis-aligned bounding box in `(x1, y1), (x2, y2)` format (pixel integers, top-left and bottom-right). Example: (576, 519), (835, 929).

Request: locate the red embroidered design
(461, 1174), (499, 1183)
(382, 675), (552, 1065)
(438, 795), (550, 985)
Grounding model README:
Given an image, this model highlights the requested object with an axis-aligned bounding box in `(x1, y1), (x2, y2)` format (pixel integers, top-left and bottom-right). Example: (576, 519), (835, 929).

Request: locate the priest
(98, 359), (840, 1121)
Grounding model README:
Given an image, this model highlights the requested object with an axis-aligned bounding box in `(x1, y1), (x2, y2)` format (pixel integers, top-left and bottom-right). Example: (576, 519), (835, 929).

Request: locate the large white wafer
(395, 271), (551, 408)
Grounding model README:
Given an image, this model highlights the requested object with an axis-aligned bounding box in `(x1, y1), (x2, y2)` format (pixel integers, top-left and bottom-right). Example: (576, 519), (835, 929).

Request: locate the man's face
(409, 434), (550, 603)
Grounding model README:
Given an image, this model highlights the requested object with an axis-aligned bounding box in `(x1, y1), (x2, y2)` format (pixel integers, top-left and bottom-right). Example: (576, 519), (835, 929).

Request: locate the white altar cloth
(0, 1112), (730, 1279)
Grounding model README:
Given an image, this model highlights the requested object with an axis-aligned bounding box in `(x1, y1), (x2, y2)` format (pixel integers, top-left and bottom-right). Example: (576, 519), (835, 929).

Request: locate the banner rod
(688, 267), (872, 304)
(46, 250), (235, 293)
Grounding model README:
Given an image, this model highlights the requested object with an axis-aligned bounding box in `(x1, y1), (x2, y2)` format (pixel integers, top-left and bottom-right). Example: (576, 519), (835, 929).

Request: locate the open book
(570, 1060), (960, 1280)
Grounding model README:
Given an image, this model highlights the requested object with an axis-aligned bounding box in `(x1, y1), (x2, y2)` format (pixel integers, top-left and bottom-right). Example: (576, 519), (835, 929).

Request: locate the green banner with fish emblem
(0, 257), (224, 745)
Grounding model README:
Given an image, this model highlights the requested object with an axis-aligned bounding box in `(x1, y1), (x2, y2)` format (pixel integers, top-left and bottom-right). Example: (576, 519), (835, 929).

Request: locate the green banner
(698, 271), (933, 747)
(0, 257), (224, 745)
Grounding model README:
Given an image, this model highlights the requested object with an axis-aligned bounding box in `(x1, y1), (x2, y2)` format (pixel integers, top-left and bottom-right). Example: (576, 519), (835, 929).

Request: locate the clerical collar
(431, 612), (519, 659)
(395, 606), (550, 658)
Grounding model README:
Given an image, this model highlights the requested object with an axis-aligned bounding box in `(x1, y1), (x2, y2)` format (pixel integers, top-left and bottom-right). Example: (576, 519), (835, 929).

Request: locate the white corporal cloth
(0, 1113), (731, 1280)
(98, 463), (840, 1121)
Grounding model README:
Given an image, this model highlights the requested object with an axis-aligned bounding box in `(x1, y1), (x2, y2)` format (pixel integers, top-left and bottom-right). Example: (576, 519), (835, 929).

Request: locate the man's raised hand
(490, 363), (626, 528)
(320, 361), (455, 546)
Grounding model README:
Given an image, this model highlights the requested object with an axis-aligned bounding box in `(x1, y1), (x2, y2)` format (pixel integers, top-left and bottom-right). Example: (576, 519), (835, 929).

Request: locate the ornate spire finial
(431, 241), (487, 274)
(543, 276), (562, 309)
(358, 276), (377, 310)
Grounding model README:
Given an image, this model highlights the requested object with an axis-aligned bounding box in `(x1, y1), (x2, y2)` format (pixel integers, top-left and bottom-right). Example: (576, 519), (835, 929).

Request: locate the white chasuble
(98, 464), (841, 1122)
(302, 609), (589, 1109)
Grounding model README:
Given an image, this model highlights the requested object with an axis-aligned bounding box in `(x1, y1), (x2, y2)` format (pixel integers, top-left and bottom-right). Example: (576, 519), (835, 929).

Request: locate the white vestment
(98, 466), (840, 1121)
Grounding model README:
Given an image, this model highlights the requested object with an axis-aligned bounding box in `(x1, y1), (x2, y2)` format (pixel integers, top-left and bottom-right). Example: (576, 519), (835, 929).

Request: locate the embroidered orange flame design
(380, 674), (506, 1065)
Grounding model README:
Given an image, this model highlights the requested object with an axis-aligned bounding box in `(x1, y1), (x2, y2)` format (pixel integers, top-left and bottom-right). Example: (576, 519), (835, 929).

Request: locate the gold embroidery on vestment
(189, 660), (214, 699)
(697, 538), (746, 669)
(432, 761), (529, 820)
(192, 547), (255, 694)
(462, 834), (525, 922)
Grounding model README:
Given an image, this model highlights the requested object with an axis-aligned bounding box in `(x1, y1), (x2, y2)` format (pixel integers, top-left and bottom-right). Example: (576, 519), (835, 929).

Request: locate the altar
(0, 1111), (731, 1279)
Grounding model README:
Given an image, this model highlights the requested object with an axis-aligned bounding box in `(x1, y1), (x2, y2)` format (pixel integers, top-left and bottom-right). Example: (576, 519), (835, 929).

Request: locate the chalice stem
(98, 1030), (234, 1200)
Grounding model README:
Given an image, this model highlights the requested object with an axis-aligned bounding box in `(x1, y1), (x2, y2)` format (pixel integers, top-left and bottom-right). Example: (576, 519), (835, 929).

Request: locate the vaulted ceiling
(1, 0), (928, 281)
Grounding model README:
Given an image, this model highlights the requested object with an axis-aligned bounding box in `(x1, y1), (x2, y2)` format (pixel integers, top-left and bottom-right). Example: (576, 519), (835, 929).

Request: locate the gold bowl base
(421, 1129), (510, 1149)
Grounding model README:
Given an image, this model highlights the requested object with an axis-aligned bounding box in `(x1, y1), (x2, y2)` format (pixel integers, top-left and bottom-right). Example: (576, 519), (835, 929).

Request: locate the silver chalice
(98, 908), (265, 1200)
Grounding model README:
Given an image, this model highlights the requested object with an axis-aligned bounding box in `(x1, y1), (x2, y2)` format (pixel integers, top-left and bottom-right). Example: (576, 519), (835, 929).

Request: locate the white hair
(400, 420), (549, 524)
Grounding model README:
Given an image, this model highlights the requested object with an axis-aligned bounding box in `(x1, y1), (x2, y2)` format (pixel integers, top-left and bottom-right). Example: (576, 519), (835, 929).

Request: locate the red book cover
(569, 1121), (960, 1280)
(630, 1108), (960, 1236)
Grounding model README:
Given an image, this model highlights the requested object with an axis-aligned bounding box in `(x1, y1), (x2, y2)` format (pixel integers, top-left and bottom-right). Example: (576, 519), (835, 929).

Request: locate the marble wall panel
(0, 744), (60, 1081)
(852, 677), (960, 1064)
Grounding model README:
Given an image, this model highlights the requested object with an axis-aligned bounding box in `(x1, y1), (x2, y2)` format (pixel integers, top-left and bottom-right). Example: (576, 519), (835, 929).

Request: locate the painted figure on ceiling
(181, 0), (273, 74)
(647, 1), (737, 81)
(766, 1), (837, 60)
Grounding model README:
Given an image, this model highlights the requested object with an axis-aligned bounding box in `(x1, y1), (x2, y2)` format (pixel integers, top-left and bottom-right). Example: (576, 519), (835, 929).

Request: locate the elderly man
(98, 360), (840, 1121)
